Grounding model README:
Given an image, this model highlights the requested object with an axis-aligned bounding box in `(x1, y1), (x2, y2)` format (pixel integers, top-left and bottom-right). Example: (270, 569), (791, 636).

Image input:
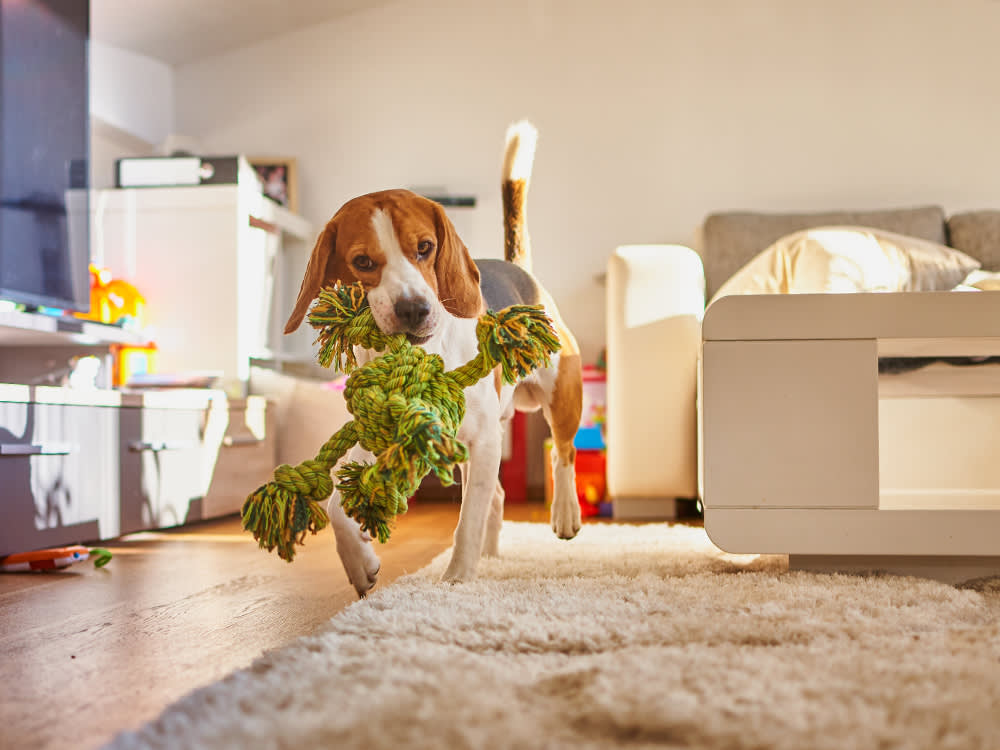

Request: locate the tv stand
(0, 380), (275, 555)
(0, 312), (276, 555)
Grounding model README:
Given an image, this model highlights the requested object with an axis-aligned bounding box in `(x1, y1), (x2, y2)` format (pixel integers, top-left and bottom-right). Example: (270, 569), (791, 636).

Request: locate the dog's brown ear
(284, 219), (349, 333)
(432, 202), (482, 318)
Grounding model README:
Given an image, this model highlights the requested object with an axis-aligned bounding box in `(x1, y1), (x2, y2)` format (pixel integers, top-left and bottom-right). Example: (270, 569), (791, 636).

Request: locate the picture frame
(249, 157), (299, 213)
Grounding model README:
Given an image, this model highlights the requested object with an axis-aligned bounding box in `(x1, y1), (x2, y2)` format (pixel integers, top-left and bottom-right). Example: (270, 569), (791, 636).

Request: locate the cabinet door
(202, 398), (275, 518)
(0, 401), (116, 554)
(119, 406), (206, 534)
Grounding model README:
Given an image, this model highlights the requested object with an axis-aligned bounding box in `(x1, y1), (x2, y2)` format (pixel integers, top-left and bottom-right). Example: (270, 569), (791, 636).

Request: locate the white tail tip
(503, 119), (538, 182)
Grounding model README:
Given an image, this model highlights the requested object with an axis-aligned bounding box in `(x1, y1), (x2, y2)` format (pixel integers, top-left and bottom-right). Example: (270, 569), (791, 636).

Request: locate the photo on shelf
(249, 157), (298, 212)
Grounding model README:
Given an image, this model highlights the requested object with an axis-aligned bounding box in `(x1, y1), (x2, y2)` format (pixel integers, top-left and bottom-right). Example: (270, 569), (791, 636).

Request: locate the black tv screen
(0, 0), (90, 312)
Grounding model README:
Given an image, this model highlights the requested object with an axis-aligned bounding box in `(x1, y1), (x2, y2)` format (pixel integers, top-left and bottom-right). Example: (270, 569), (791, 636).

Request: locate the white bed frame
(700, 291), (1000, 583)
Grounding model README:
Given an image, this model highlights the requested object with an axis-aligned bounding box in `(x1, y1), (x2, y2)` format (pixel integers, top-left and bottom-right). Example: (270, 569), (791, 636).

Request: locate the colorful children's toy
(581, 364), (607, 432)
(0, 545), (112, 572)
(75, 264), (146, 329)
(241, 283), (561, 562)
(110, 341), (159, 386)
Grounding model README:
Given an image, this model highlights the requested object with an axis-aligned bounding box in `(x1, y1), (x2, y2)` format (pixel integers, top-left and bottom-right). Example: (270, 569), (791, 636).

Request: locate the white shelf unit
(0, 308), (148, 387)
(81, 176), (316, 395)
(0, 308), (146, 347)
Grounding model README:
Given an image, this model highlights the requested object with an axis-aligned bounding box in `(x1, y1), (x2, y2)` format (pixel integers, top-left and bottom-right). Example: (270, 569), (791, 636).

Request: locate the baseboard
(789, 554), (1000, 585)
(611, 497), (678, 521)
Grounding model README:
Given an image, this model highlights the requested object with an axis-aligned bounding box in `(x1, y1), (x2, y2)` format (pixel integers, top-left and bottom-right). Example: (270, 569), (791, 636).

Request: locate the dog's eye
(416, 240), (435, 259)
(352, 255), (376, 272)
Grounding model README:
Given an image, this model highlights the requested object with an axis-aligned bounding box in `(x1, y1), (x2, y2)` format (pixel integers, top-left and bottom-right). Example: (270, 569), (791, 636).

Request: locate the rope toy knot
(241, 282), (560, 559)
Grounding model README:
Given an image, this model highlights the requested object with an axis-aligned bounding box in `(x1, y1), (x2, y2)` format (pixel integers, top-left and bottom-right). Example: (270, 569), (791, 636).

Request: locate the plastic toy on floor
(1, 546), (112, 572)
(241, 282), (561, 562)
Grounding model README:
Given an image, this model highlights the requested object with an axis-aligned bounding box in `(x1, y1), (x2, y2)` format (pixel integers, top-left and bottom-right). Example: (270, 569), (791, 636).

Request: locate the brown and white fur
(284, 121), (582, 595)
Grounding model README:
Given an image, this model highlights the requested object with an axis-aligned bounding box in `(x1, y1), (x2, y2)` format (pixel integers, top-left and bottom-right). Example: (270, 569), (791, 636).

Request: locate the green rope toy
(241, 282), (561, 561)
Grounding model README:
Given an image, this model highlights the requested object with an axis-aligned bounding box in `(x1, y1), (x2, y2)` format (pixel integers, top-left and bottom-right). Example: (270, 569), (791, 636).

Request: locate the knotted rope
(241, 283), (560, 561)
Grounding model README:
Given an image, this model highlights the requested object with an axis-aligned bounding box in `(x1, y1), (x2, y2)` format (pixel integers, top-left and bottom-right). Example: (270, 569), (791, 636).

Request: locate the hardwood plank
(0, 501), (546, 749)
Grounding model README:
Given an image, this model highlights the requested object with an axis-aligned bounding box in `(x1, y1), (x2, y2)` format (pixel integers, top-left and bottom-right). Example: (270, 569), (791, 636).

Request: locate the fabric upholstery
(947, 211), (1000, 271)
(606, 245), (703, 501)
(701, 205), (947, 298)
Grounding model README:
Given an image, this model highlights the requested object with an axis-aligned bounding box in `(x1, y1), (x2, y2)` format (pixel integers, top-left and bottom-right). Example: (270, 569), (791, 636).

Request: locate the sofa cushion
(947, 211), (1000, 272)
(701, 205), (947, 297)
(711, 226), (980, 303)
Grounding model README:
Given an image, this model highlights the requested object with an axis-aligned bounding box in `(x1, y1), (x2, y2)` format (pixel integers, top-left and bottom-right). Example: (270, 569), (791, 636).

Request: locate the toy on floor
(0, 545), (112, 572)
(242, 282), (561, 562)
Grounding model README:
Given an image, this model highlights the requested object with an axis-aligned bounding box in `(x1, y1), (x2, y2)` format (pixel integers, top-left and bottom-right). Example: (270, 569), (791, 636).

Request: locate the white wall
(89, 41), (177, 190)
(175, 0), (1000, 363)
(90, 41), (175, 148)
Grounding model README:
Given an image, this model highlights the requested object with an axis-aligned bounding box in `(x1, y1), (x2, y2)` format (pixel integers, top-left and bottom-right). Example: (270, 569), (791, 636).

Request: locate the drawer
(119, 404), (207, 535)
(202, 397), (276, 518)
(0, 400), (117, 554)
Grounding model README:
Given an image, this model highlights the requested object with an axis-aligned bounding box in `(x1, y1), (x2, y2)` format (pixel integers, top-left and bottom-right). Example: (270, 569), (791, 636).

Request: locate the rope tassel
(241, 283), (561, 559)
(241, 424), (358, 561)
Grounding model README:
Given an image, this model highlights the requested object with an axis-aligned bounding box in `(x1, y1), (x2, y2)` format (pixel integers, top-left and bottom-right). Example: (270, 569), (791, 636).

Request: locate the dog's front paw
(336, 530), (382, 597)
(482, 535), (501, 558)
(551, 501), (581, 540)
(440, 553), (477, 584)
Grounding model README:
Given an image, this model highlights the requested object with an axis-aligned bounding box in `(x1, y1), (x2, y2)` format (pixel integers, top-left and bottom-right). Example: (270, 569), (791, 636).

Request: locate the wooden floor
(0, 501), (552, 749)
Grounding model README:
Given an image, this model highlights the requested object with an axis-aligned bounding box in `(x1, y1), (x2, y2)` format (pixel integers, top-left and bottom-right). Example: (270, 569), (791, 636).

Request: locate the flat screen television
(0, 0), (90, 312)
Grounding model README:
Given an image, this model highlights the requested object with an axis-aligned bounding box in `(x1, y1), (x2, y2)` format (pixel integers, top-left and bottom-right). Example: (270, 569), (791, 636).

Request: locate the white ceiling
(91, 0), (392, 65)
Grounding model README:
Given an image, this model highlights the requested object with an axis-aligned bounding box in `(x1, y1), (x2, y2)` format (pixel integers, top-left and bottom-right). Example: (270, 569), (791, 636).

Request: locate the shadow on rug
(105, 522), (1000, 750)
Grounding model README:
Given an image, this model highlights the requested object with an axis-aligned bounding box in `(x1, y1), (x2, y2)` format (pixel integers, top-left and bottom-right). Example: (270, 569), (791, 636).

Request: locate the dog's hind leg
(543, 353), (583, 540)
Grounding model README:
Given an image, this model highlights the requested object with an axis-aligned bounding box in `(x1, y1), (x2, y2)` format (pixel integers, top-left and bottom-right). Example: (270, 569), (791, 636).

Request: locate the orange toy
(75, 264), (146, 328)
(110, 342), (158, 387)
(75, 265), (113, 323)
(0, 546), (112, 572)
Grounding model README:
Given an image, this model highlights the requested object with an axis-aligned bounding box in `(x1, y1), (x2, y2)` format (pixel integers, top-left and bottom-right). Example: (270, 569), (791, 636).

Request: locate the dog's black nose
(394, 297), (431, 329)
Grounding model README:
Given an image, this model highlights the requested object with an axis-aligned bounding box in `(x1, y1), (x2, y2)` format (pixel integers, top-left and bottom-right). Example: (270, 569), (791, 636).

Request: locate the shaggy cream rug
(105, 522), (1000, 750)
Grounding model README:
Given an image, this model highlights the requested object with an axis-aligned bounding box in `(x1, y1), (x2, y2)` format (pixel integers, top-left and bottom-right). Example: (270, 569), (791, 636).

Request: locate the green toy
(241, 282), (561, 562)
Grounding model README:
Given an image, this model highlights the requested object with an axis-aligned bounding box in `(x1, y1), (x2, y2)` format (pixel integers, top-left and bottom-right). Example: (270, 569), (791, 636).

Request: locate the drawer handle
(0, 443), (75, 456)
(129, 440), (195, 452)
(223, 435), (264, 448)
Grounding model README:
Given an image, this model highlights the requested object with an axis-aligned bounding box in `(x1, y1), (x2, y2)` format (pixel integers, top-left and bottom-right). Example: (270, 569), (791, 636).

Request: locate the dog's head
(284, 189), (483, 342)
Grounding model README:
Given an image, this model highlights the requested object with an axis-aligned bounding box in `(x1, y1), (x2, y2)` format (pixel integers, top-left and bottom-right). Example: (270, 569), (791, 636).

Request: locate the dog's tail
(502, 119), (537, 271)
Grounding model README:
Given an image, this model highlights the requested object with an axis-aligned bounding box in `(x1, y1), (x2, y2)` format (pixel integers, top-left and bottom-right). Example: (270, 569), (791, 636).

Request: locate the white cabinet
(0, 384), (276, 554)
(85, 175), (316, 395)
(0, 391), (118, 551)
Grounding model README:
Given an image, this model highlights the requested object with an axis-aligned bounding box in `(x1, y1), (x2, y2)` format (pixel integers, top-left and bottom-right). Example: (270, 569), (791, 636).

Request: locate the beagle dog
(284, 122), (582, 594)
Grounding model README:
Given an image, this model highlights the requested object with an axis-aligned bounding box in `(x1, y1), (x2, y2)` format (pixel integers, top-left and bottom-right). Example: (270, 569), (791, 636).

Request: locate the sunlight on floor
(118, 530), (251, 543)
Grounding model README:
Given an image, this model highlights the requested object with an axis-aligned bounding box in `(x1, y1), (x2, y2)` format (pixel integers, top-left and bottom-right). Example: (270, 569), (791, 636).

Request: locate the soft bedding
(710, 226), (981, 303)
(710, 226), (1000, 375)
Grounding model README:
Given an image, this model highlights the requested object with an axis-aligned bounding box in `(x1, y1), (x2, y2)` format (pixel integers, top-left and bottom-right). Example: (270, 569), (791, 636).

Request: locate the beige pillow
(711, 226), (980, 303)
